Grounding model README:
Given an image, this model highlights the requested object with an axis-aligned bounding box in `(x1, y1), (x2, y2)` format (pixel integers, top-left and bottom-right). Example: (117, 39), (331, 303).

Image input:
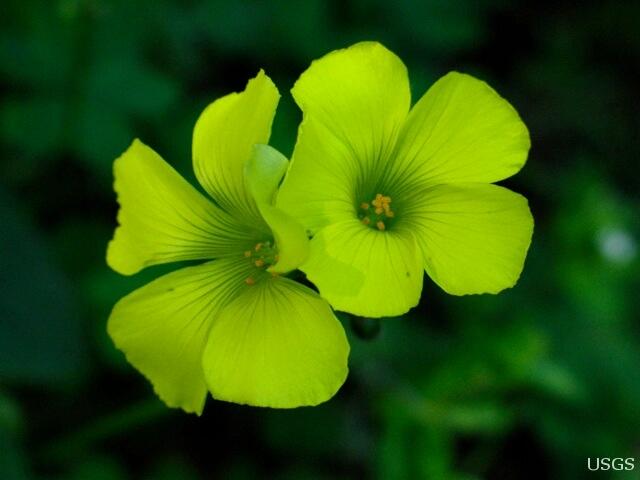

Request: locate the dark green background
(1, 1), (639, 478)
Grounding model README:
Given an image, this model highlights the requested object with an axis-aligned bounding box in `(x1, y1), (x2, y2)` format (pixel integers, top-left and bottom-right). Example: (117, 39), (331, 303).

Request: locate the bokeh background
(1, 0), (639, 478)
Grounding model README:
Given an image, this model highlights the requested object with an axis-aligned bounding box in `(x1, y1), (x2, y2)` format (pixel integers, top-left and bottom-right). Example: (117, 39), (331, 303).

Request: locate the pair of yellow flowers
(107, 42), (533, 414)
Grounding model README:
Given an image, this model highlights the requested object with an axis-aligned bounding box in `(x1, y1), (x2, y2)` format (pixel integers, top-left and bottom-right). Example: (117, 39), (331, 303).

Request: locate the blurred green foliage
(1, 0), (639, 479)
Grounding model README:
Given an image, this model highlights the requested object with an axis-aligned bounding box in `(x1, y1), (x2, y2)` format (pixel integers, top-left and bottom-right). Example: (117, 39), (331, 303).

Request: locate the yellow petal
(385, 72), (530, 196)
(192, 70), (280, 223)
(107, 139), (255, 275)
(107, 258), (253, 414)
(278, 42), (410, 233)
(245, 144), (309, 273)
(202, 277), (349, 407)
(405, 183), (534, 295)
(302, 219), (423, 317)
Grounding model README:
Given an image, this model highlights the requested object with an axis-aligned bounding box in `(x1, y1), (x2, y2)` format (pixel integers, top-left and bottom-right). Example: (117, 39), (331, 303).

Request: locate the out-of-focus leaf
(0, 427), (29, 480)
(264, 402), (349, 458)
(528, 361), (584, 403)
(0, 391), (22, 435)
(0, 187), (86, 385)
(0, 97), (66, 161)
(85, 59), (179, 117)
(0, 1), (74, 89)
(71, 102), (132, 178)
(68, 456), (127, 480)
(144, 456), (200, 480)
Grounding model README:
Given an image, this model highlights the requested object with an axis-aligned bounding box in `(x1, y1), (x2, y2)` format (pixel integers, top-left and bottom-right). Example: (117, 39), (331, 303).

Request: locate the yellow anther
(271, 271), (279, 277)
(360, 193), (394, 229)
(255, 242), (263, 252)
(254, 259), (265, 267)
(245, 277), (255, 286)
(244, 250), (251, 257)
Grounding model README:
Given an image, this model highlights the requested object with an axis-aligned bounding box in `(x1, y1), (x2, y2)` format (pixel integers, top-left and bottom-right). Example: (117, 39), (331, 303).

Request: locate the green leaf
(0, 427), (29, 480)
(86, 59), (179, 117)
(0, 187), (86, 385)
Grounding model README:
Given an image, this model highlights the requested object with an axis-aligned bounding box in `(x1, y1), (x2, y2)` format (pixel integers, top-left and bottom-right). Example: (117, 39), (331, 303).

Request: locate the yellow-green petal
(301, 219), (423, 317)
(107, 139), (255, 276)
(385, 72), (530, 195)
(107, 258), (253, 414)
(405, 183), (534, 295)
(202, 277), (349, 408)
(245, 144), (309, 273)
(192, 70), (279, 223)
(278, 41), (411, 233)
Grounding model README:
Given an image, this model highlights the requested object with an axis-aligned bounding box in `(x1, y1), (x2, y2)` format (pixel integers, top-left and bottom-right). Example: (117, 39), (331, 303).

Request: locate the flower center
(244, 240), (279, 285)
(358, 193), (395, 231)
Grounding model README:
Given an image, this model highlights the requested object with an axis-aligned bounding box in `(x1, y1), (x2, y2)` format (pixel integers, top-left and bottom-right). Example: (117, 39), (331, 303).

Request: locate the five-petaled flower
(278, 42), (534, 317)
(106, 71), (349, 414)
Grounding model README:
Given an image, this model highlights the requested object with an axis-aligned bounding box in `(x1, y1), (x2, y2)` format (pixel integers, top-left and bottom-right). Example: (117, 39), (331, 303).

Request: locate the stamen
(245, 277), (255, 286)
(244, 240), (279, 272)
(359, 193), (395, 230)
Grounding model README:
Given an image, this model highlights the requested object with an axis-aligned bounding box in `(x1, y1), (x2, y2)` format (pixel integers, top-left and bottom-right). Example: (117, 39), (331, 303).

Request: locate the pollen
(245, 277), (256, 286)
(358, 193), (395, 230)
(244, 240), (279, 272)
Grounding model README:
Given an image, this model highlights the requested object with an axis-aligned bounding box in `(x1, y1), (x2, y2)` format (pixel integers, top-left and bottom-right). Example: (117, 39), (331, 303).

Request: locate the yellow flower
(278, 42), (534, 317)
(106, 72), (349, 414)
